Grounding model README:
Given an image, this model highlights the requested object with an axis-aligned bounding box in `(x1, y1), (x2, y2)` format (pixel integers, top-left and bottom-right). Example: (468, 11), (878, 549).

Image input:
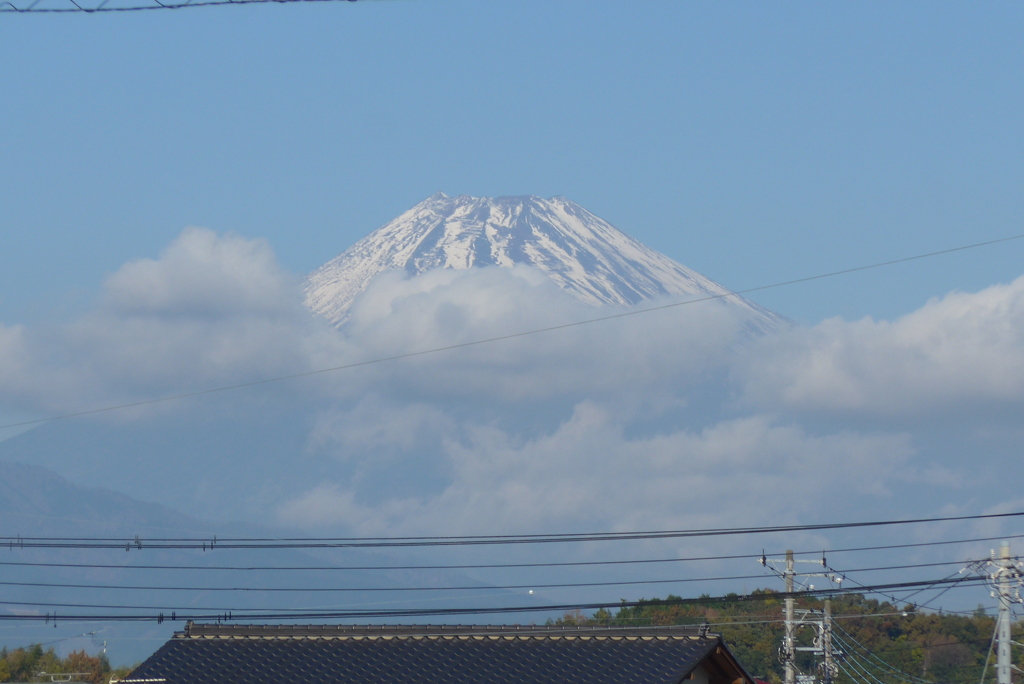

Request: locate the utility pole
(821, 598), (835, 684)
(993, 542), (1022, 684)
(785, 550), (796, 684)
(762, 549), (844, 684)
(969, 540), (1023, 684)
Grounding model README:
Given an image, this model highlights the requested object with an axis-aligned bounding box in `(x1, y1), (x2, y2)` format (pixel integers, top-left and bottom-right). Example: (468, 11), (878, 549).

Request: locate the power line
(0, 554), (757, 572)
(4, 533), (1020, 572)
(0, 0), (377, 12)
(831, 614), (1007, 684)
(836, 644), (904, 684)
(0, 573), (777, 594)
(979, 623), (997, 684)
(816, 631), (1014, 684)
(831, 633), (927, 684)
(827, 562), (968, 613)
(1, 607), (985, 631)
(820, 555), (995, 618)
(0, 560), (969, 593)
(831, 631), (1011, 684)
(832, 625), (934, 684)
(817, 534), (1024, 563)
(0, 574), (991, 622)
(33, 630), (105, 649)
(905, 575), (967, 612)
(838, 659), (874, 684)
(2, 232), (1021, 432)
(1, 511), (1020, 549)
(613, 607), (1000, 627)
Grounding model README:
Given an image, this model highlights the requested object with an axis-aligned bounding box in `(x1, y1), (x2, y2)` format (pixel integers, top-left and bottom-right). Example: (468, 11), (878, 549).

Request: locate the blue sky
(3, 1), (1023, 325)
(2, 3), (1024, 647)
(4, 0), (1024, 530)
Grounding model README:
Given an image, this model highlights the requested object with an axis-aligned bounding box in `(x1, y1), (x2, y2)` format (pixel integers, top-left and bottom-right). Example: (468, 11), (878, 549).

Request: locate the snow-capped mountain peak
(305, 193), (778, 329)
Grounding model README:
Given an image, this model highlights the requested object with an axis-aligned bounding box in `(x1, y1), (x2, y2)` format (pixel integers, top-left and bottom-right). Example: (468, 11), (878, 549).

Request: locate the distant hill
(0, 460), (208, 537)
(555, 592), (1008, 684)
(0, 460), (237, 664)
(0, 460), (521, 665)
(0, 411), (321, 525)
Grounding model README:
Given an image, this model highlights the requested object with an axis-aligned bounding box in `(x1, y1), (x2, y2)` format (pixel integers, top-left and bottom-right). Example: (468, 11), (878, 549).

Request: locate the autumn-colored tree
(0, 646), (128, 684)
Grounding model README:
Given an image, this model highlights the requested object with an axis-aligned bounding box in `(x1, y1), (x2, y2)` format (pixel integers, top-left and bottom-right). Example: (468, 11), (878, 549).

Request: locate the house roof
(126, 623), (756, 684)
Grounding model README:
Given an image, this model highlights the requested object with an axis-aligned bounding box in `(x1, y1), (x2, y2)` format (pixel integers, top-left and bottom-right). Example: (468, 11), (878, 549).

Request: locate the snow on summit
(305, 193), (779, 329)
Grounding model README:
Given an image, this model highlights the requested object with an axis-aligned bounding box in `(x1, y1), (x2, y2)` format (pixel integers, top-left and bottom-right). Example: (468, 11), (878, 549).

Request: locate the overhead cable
(826, 562), (968, 612)
(4, 533), (1020, 572)
(0, 0), (376, 13)
(831, 626), (935, 684)
(1, 511), (1021, 549)
(0, 574), (989, 621)
(0, 560), (970, 594)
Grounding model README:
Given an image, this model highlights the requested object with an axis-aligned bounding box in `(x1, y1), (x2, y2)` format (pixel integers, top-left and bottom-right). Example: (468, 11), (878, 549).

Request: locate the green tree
(552, 590), (1019, 684)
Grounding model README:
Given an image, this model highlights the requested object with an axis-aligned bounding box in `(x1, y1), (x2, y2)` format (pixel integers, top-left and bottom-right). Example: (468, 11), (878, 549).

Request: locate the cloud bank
(0, 228), (342, 414)
(280, 406), (914, 535)
(739, 277), (1024, 417)
(2, 228), (1022, 538)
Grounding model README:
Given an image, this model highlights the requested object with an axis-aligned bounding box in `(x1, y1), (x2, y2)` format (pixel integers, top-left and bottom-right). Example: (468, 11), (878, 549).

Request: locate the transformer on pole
(761, 550), (844, 684)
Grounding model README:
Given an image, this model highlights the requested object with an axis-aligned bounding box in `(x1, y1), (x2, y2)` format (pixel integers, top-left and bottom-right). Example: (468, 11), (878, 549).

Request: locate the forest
(553, 590), (1023, 684)
(1, 590), (1020, 684)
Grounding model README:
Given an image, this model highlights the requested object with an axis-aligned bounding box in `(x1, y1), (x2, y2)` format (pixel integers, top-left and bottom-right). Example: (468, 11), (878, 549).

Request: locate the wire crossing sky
(2, 510), (1021, 548)
(4, 533), (1022, 572)
(0, 0), (382, 12)
(0, 560), (978, 593)
(0, 576), (993, 622)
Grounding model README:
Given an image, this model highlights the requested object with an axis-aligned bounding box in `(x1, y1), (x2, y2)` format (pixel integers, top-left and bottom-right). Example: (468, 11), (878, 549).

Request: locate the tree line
(551, 590), (1022, 684)
(0, 645), (134, 684)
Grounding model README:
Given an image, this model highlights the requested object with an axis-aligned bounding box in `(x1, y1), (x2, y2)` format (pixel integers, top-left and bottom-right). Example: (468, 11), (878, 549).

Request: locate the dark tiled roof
(183, 623), (711, 638)
(128, 623), (744, 684)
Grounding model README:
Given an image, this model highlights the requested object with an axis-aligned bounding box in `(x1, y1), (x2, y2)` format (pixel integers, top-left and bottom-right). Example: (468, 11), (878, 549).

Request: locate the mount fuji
(305, 193), (781, 330)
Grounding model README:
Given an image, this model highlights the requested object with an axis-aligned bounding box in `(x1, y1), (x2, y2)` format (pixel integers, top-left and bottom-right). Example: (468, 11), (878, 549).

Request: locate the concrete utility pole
(822, 599), (835, 684)
(762, 550), (845, 684)
(785, 550), (796, 684)
(993, 542), (1021, 684)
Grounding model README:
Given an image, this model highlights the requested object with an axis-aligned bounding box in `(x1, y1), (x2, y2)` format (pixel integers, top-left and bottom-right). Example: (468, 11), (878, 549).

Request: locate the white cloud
(279, 403), (915, 535)
(0, 228), (752, 419)
(307, 397), (456, 461)
(339, 264), (747, 407)
(103, 227), (295, 317)
(0, 228), (344, 414)
(4, 227), (1023, 540)
(739, 275), (1024, 417)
